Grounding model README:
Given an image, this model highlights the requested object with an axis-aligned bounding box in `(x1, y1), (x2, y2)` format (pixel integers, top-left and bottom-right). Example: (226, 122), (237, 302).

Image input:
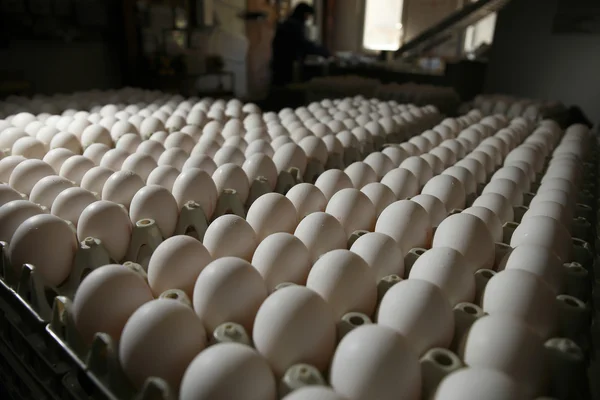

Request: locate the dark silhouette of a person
(271, 2), (330, 87)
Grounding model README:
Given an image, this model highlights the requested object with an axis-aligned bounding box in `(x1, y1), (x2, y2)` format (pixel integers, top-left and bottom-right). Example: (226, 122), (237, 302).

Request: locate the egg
(282, 387), (345, 400)
(433, 368), (527, 400)
(100, 148), (130, 170)
(119, 299), (206, 390)
(472, 193), (514, 224)
(246, 193), (298, 241)
(0, 184), (23, 207)
(51, 187), (97, 227)
(329, 325), (421, 400)
(306, 249), (376, 319)
(212, 163), (251, 205)
(510, 214), (572, 262)
(482, 178), (523, 206)
(466, 150), (495, 176)
(253, 285), (336, 376)
(344, 162), (378, 189)
(9, 214), (77, 286)
(462, 206), (503, 243)
(213, 146), (246, 168)
(293, 212), (347, 262)
(157, 148), (188, 170)
(285, 183), (327, 220)
(433, 213), (495, 271)
(145, 165), (179, 191)
(80, 144), (108, 166)
(408, 247), (475, 305)
(9, 159), (55, 196)
(0, 200), (46, 243)
(482, 269), (557, 339)
(58, 155), (95, 185)
(180, 343), (277, 400)
(377, 279), (454, 355)
(362, 152), (395, 180)
(409, 136), (432, 153)
(203, 215), (257, 260)
(80, 166), (114, 195)
(101, 170), (145, 210)
(0, 155), (26, 183)
(273, 142), (308, 175)
(242, 153), (279, 191)
(110, 120), (137, 142)
(522, 200), (572, 233)
(349, 232), (404, 280)
(529, 188), (573, 210)
(460, 315), (546, 397)
(429, 147), (456, 168)
(381, 146), (409, 166)
(80, 125), (113, 148)
(49, 132), (82, 154)
(314, 169), (353, 201)
(399, 156), (434, 188)
(443, 166), (477, 196)
(0, 127), (28, 149)
(29, 175), (74, 209)
(359, 182), (396, 217)
(250, 233), (310, 291)
(421, 174), (466, 211)
(171, 168), (218, 219)
(129, 185), (179, 238)
(380, 168), (419, 200)
(504, 147), (544, 173)
(498, 244), (563, 294)
(11, 136), (46, 159)
(136, 140), (166, 162)
(193, 257), (267, 333)
(77, 200), (132, 262)
(35, 126), (60, 145)
(121, 153), (158, 182)
(375, 200), (432, 255)
(410, 194), (448, 228)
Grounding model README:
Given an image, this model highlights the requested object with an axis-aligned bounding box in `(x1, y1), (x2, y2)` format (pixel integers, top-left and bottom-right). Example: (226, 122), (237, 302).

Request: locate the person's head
(291, 2), (315, 22)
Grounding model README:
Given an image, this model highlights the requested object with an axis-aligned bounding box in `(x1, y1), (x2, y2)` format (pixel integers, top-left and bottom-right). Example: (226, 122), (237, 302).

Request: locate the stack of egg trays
(0, 119), (599, 400)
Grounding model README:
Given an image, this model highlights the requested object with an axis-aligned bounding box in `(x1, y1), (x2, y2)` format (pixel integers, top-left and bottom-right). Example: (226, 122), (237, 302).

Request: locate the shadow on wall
(484, 0), (600, 126)
(0, 40), (123, 95)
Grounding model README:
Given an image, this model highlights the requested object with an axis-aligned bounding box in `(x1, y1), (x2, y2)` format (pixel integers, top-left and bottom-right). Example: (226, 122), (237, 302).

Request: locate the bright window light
(362, 0), (404, 51)
(464, 0), (497, 53)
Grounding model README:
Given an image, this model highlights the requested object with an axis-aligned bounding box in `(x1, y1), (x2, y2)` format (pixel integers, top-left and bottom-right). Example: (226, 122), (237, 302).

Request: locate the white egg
(180, 343), (277, 400)
(375, 200), (432, 255)
(409, 247), (475, 305)
(377, 279), (453, 356)
(329, 324), (421, 400)
(193, 257), (267, 332)
(253, 285), (336, 376)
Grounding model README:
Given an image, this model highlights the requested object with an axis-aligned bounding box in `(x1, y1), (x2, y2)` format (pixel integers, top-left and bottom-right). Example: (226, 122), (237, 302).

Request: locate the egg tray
(0, 146), (599, 400)
(0, 173), (599, 400)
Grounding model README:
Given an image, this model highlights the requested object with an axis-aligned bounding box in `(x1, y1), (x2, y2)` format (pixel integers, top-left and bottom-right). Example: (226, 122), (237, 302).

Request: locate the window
(362, 0), (405, 51)
(463, 1), (497, 53)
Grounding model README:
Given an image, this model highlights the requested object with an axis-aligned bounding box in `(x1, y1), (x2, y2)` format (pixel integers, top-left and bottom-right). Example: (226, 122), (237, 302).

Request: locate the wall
(402, 0), (461, 42)
(0, 40), (122, 95)
(485, 0), (600, 125)
(330, 0), (364, 53)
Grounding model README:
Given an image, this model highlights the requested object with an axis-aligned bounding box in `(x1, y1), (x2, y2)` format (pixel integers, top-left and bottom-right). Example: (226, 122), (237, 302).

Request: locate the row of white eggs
(473, 94), (566, 121)
(71, 111), (576, 399)
(61, 110), (553, 399)
(0, 90), (592, 400)
(0, 107), (465, 290)
(0, 94), (448, 290)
